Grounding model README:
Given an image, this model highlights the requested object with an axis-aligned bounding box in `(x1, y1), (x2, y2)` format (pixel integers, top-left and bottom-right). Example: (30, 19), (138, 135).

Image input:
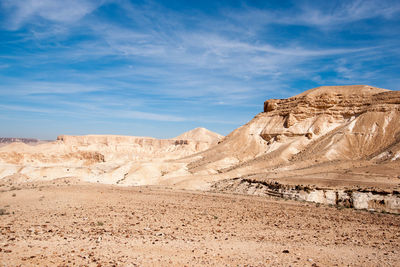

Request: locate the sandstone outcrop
(188, 85), (400, 174)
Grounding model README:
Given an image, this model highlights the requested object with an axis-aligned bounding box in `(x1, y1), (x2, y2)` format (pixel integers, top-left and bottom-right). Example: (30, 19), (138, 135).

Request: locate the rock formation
(188, 85), (400, 173)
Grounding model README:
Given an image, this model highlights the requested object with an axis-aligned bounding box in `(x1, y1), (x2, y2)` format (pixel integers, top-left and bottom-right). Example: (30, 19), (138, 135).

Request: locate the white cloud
(1, 0), (105, 30)
(0, 102), (186, 122)
(0, 103), (57, 114)
(295, 0), (400, 27)
(0, 81), (104, 95)
(225, 0), (400, 30)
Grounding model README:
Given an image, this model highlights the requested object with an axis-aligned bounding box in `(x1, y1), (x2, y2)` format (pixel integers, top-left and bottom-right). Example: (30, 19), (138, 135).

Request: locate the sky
(0, 0), (399, 140)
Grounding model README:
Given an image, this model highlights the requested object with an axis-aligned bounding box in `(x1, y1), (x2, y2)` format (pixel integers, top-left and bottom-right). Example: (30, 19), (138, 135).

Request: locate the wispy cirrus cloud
(224, 0), (400, 30)
(0, 0), (106, 30)
(294, 0), (400, 27)
(0, 102), (185, 122)
(0, 0), (399, 138)
(0, 81), (104, 95)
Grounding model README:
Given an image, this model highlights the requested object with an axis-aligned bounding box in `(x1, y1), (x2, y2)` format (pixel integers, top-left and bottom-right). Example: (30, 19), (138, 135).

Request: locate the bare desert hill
(0, 128), (223, 186)
(182, 85), (400, 212)
(174, 127), (223, 144)
(189, 85), (400, 171)
(0, 85), (399, 213)
(187, 85), (400, 176)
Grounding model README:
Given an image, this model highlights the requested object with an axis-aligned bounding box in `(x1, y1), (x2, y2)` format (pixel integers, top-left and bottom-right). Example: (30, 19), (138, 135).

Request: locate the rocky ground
(1, 181), (399, 266)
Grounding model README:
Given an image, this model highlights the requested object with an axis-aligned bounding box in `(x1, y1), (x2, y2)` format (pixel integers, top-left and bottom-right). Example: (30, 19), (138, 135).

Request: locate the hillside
(184, 86), (400, 200)
(0, 129), (223, 186)
(188, 85), (400, 170)
(1, 86), (399, 212)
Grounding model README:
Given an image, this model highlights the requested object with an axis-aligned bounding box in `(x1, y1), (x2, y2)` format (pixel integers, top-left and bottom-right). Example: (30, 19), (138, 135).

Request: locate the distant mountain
(0, 137), (40, 144)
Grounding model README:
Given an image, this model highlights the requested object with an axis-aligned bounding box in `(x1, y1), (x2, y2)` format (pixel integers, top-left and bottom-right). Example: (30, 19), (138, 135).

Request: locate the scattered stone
(0, 208), (9, 215)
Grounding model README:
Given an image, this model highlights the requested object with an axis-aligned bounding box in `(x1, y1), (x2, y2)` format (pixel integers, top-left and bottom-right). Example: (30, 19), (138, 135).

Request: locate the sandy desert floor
(0, 181), (399, 266)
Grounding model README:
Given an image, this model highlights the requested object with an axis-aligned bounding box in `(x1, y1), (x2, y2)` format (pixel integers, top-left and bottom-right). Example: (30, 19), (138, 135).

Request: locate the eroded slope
(188, 86), (400, 173)
(0, 129), (223, 186)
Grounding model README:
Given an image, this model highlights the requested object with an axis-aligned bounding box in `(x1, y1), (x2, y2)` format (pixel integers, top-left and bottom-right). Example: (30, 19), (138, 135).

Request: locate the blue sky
(0, 0), (399, 139)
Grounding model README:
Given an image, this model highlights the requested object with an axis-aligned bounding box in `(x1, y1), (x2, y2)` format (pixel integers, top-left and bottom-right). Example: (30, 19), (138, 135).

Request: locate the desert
(1, 85), (400, 266)
(0, 182), (399, 266)
(1, 1), (400, 265)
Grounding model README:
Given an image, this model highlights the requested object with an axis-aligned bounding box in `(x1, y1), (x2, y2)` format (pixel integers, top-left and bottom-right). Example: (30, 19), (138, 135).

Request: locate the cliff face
(188, 85), (400, 175)
(262, 85), (399, 138)
(0, 133), (219, 166)
(264, 85), (396, 116)
(57, 132), (222, 150)
(260, 85), (400, 161)
(57, 135), (201, 150)
(54, 134), (218, 161)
